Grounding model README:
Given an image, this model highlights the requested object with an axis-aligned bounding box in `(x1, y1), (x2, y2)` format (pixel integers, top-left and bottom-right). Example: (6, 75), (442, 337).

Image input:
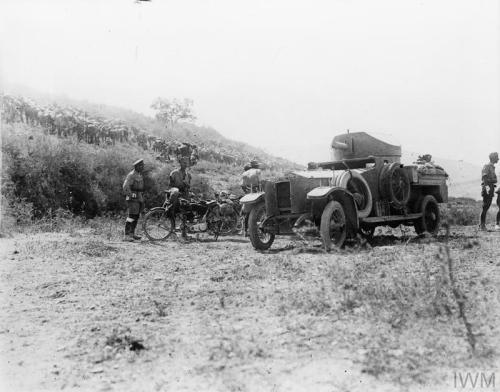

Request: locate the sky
(1, 0), (499, 165)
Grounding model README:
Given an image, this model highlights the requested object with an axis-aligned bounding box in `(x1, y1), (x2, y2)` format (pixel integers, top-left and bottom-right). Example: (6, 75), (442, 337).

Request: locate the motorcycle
(215, 191), (243, 235)
(142, 190), (222, 241)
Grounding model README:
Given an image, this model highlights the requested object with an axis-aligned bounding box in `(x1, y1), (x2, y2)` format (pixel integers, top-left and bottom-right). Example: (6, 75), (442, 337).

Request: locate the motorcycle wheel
(219, 207), (240, 235)
(142, 207), (175, 241)
(206, 206), (222, 236)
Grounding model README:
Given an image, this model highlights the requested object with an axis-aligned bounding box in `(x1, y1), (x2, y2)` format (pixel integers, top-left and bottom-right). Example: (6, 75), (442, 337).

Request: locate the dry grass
(0, 218), (499, 391)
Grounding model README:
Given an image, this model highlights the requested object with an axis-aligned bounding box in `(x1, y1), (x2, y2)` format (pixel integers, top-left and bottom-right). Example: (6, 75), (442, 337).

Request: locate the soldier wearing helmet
(122, 159), (145, 241)
(480, 152), (499, 231)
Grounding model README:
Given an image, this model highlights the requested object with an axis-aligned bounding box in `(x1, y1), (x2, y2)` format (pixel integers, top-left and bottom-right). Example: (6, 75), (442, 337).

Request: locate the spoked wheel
(380, 163), (411, 210)
(337, 171), (373, 218)
(320, 200), (347, 251)
(219, 213), (239, 235)
(391, 171), (410, 205)
(142, 207), (175, 241)
(248, 202), (275, 250)
(414, 195), (440, 235)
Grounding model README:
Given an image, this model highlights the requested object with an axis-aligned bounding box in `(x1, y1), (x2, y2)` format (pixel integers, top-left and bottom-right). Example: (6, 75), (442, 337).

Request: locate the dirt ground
(1, 223), (499, 392)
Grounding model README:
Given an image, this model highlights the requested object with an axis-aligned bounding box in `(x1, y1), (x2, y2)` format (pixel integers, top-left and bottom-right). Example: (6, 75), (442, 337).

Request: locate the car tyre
(414, 195), (440, 235)
(320, 200), (347, 251)
(248, 202), (275, 250)
(337, 170), (373, 218)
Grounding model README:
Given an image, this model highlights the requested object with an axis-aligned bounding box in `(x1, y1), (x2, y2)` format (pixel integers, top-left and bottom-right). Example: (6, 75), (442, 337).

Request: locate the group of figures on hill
(3, 94), (136, 146)
(1, 94), (275, 169)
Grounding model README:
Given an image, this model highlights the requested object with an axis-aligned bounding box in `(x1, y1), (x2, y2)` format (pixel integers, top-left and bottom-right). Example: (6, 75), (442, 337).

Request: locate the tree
(151, 98), (197, 130)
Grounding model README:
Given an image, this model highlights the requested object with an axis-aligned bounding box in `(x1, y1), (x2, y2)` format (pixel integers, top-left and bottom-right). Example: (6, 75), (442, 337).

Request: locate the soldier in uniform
(122, 159), (145, 241)
(241, 160), (261, 193)
(497, 187), (500, 231)
(480, 152), (499, 231)
(168, 157), (192, 237)
(169, 156), (192, 196)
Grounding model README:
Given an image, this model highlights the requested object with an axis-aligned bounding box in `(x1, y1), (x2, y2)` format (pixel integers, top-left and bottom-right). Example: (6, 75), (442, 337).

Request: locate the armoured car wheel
(414, 195), (440, 235)
(320, 200), (347, 251)
(337, 170), (373, 218)
(248, 202), (275, 250)
(379, 163), (411, 209)
(143, 207), (175, 241)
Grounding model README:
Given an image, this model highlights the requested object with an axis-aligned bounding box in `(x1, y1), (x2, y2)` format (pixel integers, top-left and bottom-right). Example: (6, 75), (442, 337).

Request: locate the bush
(1, 122), (252, 223)
(441, 198), (498, 226)
(1, 124), (145, 218)
(441, 203), (479, 226)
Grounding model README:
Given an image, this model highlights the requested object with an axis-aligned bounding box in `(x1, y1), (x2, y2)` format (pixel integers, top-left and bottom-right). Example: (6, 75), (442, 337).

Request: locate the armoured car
(241, 132), (448, 250)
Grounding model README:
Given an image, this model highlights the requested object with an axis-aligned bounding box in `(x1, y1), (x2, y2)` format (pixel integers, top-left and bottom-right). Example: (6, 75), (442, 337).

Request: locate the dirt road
(1, 225), (499, 391)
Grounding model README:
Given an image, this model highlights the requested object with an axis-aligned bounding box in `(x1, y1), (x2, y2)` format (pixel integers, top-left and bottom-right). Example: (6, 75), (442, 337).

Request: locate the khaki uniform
(482, 163), (497, 187)
(480, 162), (498, 227)
(123, 169), (144, 237)
(169, 168), (191, 196)
(241, 168), (261, 193)
(168, 168), (192, 237)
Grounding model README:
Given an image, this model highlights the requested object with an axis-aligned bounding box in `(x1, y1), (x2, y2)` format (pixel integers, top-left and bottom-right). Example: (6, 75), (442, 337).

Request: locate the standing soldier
(241, 160), (262, 193)
(479, 152), (498, 231)
(123, 159), (145, 241)
(496, 187), (500, 231)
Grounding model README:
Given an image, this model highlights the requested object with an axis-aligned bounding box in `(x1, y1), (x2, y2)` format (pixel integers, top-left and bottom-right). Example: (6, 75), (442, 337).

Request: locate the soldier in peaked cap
(122, 159), (145, 241)
(480, 152), (499, 231)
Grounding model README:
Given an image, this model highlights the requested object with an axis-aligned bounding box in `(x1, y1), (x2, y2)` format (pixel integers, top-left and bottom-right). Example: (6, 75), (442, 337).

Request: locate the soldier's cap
(250, 160), (260, 168)
(133, 159), (144, 167)
(244, 164), (252, 171)
(489, 152), (499, 161)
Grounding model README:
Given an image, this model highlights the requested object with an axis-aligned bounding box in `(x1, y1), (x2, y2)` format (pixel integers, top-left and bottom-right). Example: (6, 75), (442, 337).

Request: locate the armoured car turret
(331, 131), (401, 162)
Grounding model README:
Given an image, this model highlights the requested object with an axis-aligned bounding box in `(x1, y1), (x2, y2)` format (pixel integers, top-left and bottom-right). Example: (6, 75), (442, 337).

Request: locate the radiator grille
(276, 181), (291, 211)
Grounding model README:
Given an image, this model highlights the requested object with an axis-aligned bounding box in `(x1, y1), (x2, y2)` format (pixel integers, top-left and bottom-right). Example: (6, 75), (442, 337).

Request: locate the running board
(360, 213), (422, 224)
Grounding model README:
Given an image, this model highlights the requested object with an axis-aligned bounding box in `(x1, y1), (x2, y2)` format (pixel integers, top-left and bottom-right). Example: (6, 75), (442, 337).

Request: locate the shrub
(1, 122), (254, 223)
(441, 203), (479, 226)
(1, 124), (142, 218)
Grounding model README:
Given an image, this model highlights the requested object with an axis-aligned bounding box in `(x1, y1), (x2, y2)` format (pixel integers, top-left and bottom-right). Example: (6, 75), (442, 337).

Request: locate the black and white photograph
(0, 1), (499, 391)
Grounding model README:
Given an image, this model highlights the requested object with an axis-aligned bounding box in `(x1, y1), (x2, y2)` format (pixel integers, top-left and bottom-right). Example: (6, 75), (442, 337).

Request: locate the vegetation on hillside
(0, 91), (301, 229)
(0, 122), (288, 229)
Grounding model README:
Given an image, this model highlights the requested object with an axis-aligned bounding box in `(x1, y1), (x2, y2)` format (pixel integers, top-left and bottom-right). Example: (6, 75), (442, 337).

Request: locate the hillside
(1, 90), (304, 223)
(2, 87), (299, 171)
